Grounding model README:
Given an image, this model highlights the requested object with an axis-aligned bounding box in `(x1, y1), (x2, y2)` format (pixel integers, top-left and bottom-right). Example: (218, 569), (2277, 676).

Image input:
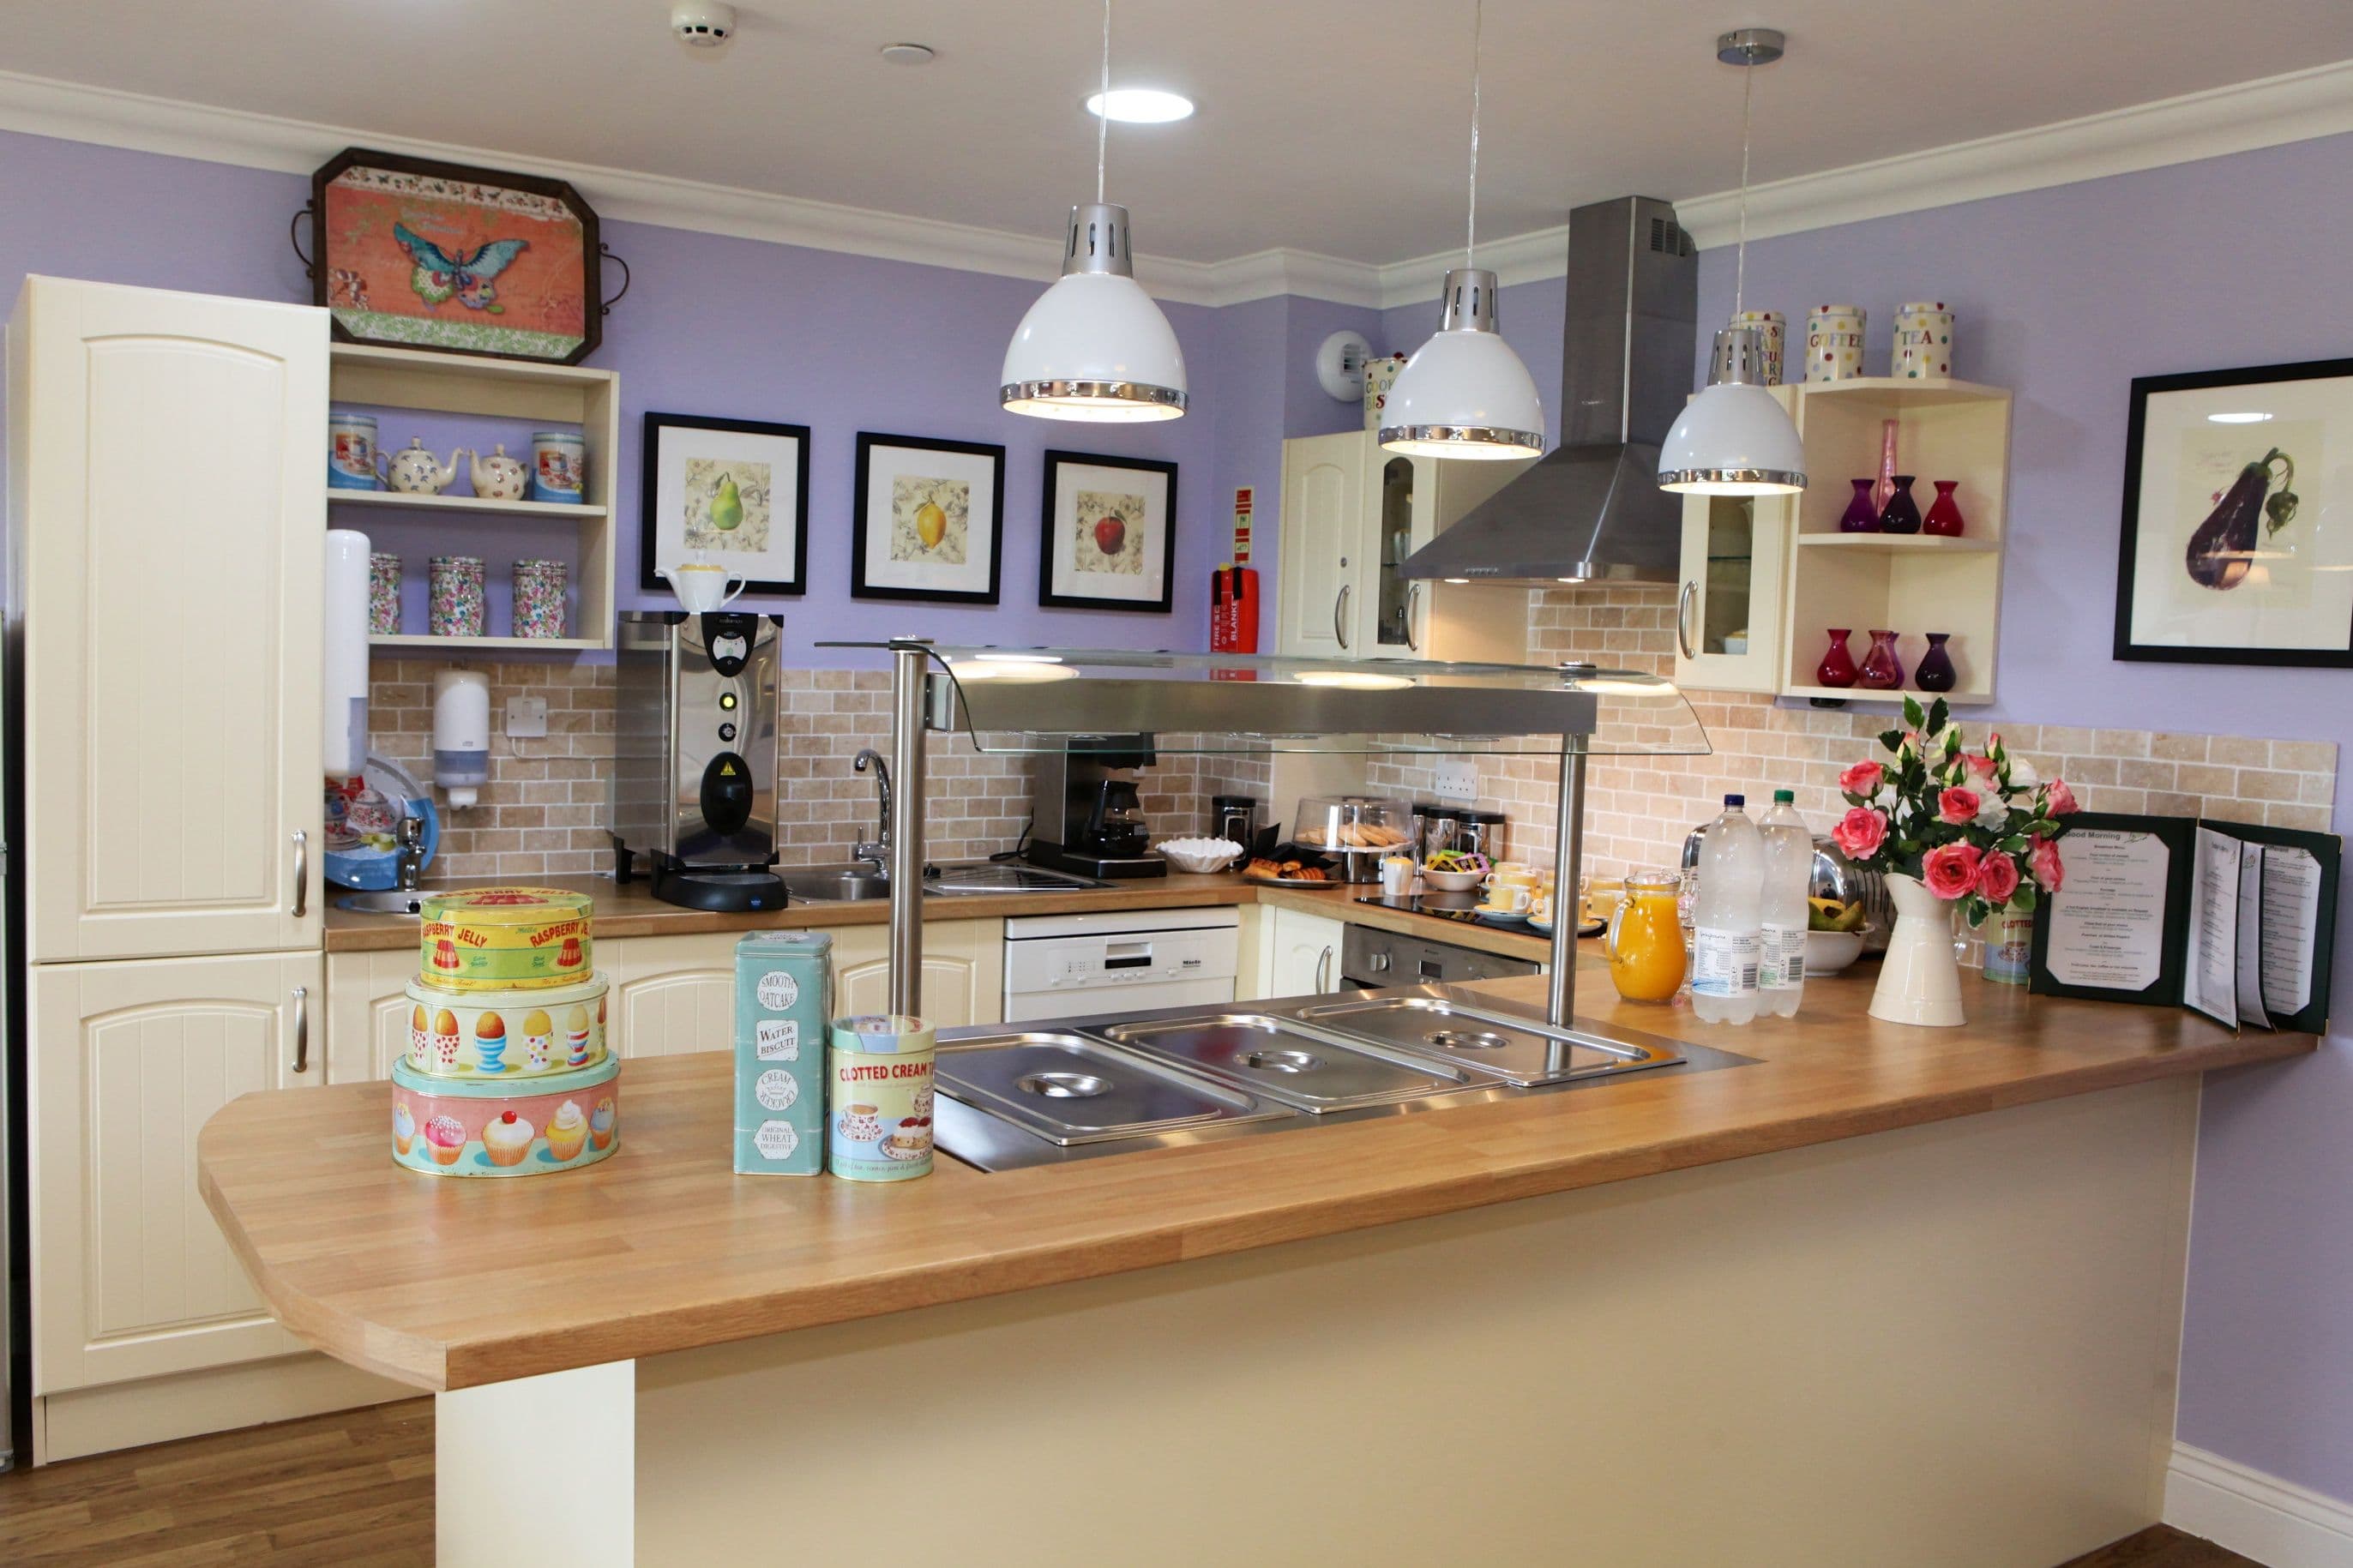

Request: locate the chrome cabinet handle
(1333, 585), (1351, 650)
(1405, 583), (1422, 651)
(291, 831), (309, 918)
(1315, 945), (1333, 992)
(291, 986), (310, 1075)
(1676, 580), (1698, 661)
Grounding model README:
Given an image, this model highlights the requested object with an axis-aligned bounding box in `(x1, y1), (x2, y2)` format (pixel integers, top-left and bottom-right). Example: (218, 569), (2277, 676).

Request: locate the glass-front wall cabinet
(1374, 456), (1418, 652)
(1674, 490), (1788, 694)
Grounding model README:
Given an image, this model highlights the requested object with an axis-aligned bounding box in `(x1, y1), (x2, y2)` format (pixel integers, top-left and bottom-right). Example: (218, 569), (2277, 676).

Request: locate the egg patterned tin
(417, 886), (594, 992)
(402, 971), (609, 1078)
(391, 1055), (619, 1177)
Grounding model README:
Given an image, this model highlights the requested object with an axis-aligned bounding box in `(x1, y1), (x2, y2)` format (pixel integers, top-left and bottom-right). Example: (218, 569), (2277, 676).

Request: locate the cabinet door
(603, 934), (744, 1058)
(1267, 908), (1345, 998)
(1674, 490), (1790, 694)
(17, 279), (328, 962)
(835, 921), (1005, 1030)
(323, 947), (428, 1083)
(1276, 432), (1364, 658)
(30, 952), (322, 1393)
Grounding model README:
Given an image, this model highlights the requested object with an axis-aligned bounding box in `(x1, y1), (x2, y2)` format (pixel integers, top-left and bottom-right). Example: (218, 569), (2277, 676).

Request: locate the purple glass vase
(1915, 632), (1958, 693)
(1816, 628), (1858, 688)
(1838, 478), (1880, 533)
(1876, 475), (1922, 535)
(1857, 629), (1905, 690)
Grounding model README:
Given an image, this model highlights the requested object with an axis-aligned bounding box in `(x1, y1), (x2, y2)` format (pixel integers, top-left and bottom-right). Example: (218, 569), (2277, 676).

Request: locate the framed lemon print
(641, 412), (810, 596)
(851, 432), (1008, 604)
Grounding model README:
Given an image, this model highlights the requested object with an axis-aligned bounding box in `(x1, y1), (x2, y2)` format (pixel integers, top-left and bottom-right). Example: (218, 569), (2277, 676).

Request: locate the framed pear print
(1039, 450), (1177, 612)
(639, 412), (811, 597)
(851, 433), (1008, 604)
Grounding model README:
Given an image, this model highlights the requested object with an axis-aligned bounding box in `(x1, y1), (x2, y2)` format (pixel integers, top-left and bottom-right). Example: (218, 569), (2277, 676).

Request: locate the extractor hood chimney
(1400, 195), (1696, 586)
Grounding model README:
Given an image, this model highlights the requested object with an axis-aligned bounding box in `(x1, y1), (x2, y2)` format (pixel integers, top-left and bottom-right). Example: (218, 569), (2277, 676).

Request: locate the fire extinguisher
(1211, 564), (1259, 653)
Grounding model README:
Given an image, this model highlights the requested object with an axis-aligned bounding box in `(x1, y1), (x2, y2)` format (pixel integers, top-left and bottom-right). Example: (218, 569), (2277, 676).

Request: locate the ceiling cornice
(0, 57), (2345, 314)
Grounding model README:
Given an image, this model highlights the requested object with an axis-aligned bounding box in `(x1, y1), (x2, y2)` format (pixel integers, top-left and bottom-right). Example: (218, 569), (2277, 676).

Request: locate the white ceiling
(3, 0), (2349, 266)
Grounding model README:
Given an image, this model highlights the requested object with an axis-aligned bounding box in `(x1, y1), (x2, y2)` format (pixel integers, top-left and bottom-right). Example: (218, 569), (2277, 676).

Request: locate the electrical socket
(504, 696), (548, 739)
(1431, 757), (1479, 803)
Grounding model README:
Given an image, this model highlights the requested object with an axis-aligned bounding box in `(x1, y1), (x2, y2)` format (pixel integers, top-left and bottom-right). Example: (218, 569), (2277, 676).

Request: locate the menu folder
(2029, 811), (2338, 1035)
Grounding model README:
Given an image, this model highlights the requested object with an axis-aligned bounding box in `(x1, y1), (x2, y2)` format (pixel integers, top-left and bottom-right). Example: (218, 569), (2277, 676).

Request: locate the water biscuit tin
(402, 971), (609, 1078)
(391, 1055), (619, 1177)
(418, 886), (595, 991)
(734, 932), (831, 1176)
(827, 1015), (935, 1183)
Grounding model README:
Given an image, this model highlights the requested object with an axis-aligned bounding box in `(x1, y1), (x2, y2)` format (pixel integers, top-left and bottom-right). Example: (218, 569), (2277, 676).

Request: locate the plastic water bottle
(1691, 794), (1763, 1024)
(1758, 790), (1812, 1018)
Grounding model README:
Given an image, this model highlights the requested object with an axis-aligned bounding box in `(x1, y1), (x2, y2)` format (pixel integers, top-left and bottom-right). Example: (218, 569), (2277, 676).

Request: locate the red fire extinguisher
(1211, 487), (1261, 653)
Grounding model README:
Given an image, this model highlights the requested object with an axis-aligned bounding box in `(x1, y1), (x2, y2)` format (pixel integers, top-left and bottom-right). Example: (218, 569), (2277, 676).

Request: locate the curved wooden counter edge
(197, 973), (2317, 1393)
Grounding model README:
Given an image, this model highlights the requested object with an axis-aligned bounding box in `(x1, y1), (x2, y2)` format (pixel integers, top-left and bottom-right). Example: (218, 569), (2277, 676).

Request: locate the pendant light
(1000, 0), (1187, 423)
(1658, 28), (1807, 496)
(1378, 0), (1544, 461)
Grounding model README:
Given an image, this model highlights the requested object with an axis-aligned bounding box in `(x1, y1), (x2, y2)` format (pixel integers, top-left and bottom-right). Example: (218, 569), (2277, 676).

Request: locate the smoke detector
(671, 3), (737, 48)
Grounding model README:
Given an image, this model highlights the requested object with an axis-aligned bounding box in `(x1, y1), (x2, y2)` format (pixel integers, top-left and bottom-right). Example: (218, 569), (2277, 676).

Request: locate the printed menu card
(2030, 811), (2338, 1033)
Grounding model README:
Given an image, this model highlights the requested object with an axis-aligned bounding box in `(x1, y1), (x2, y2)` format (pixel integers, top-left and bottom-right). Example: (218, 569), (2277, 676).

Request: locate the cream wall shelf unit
(328, 343), (620, 653)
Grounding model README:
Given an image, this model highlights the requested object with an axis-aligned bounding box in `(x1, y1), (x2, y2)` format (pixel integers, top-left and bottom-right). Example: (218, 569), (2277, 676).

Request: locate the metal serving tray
(933, 1032), (1290, 1146)
(1296, 995), (1683, 1087)
(1101, 1013), (1490, 1113)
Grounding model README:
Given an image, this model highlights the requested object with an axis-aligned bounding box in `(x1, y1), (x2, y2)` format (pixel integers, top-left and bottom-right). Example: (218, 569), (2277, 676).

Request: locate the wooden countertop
(199, 966), (2313, 1392)
(325, 873), (1562, 963)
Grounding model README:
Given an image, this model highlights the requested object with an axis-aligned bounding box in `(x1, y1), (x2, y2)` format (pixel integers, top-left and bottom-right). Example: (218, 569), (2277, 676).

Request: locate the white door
(1267, 907), (1346, 998)
(1674, 490), (1791, 694)
(1276, 432), (1364, 658)
(322, 947), (430, 1083)
(30, 952), (322, 1392)
(16, 278), (328, 962)
(836, 921), (1005, 1030)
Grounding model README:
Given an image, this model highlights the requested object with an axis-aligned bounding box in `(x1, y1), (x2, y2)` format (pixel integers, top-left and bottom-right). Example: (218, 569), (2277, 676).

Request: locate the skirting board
(35, 1352), (416, 1464)
(2168, 1442), (2353, 1568)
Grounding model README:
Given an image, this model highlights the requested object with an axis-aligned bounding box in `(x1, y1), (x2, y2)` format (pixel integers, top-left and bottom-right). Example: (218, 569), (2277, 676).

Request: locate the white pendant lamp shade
(1379, 268), (1544, 460)
(1001, 202), (1187, 423)
(1658, 327), (1806, 495)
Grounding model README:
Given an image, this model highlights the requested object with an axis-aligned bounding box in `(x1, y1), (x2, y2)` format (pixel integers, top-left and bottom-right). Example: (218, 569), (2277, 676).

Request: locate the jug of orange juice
(1608, 868), (1687, 1001)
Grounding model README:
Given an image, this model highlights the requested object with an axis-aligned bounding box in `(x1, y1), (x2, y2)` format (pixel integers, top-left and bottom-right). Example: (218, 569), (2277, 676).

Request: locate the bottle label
(1693, 928), (1760, 996)
(1760, 922), (1806, 990)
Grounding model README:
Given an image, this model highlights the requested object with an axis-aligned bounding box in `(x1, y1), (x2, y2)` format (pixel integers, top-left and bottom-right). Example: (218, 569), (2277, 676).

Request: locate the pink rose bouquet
(1835, 697), (2074, 928)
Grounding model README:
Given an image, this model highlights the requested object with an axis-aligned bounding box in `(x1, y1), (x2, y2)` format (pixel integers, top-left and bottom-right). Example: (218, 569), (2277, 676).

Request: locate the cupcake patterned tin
(418, 886), (595, 991)
(403, 971), (609, 1078)
(391, 1055), (619, 1177)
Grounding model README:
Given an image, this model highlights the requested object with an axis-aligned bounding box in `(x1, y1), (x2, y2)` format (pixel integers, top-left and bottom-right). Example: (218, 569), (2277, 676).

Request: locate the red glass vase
(1857, 628), (1905, 690)
(1923, 479), (1965, 537)
(1816, 628), (1858, 688)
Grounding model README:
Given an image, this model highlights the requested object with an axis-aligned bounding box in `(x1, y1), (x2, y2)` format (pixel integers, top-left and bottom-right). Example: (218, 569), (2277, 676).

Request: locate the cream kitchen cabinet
(29, 952), (322, 1395)
(1674, 489), (1793, 694)
(12, 277), (327, 963)
(1276, 430), (1532, 664)
(835, 921), (1006, 1030)
(1266, 906), (1347, 999)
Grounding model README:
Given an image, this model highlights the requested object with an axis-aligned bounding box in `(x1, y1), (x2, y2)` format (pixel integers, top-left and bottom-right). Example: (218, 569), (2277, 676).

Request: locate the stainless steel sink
(777, 865), (892, 902)
(334, 889), (430, 916)
(934, 1031), (1288, 1145)
(1296, 995), (1683, 1087)
(1103, 1013), (1489, 1113)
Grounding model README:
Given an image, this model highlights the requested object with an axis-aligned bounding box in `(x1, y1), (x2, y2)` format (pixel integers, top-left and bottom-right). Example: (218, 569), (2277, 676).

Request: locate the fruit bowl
(1422, 868), (1484, 893)
(1155, 838), (1243, 875)
(1806, 929), (1866, 976)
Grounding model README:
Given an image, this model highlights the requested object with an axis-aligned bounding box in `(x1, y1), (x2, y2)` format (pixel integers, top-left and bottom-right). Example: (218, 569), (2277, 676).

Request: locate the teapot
(380, 437), (465, 496)
(470, 443), (529, 502)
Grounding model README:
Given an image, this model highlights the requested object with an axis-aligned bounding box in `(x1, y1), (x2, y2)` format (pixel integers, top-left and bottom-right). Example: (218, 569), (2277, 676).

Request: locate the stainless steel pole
(1546, 736), (1587, 1029)
(887, 640), (930, 1019)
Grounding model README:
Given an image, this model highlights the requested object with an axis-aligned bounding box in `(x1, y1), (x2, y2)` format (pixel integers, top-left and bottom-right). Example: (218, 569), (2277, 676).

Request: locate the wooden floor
(0, 1402), (2265, 1567)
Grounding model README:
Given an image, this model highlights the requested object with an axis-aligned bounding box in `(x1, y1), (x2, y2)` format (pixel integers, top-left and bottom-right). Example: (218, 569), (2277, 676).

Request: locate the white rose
(2006, 756), (2040, 790)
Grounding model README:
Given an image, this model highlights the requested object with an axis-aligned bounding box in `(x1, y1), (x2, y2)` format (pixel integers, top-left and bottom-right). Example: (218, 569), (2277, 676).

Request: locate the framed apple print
(1039, 450), (1177, 612)
(2115, 356), (2353, 667)
(851, 433), (1007, 604)
(640, 412), (811, 596)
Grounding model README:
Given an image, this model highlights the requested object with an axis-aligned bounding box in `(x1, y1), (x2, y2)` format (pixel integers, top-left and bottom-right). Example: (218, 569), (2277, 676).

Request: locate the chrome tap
(853, 748), (892, 868)
(394, 814), (426, 892)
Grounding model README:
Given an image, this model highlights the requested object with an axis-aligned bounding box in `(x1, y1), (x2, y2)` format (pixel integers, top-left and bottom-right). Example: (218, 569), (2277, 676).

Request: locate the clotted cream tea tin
(827, 1014), (935, 1183)
(418, 886), (594, 991)
(391, 1054), (619, 1176)
(402, 971), (609, 1078)
(733, 932), (831, 1175)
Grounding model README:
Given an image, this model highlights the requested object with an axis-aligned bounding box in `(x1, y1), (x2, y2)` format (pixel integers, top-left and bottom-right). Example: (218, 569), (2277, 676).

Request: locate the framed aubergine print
(1038, 450), (1177, 612)
(310, 147), (604, 364)
(2115, 356), (2353, 667)
(640, 412), (812, 596)
(851, 434), (1008, 604)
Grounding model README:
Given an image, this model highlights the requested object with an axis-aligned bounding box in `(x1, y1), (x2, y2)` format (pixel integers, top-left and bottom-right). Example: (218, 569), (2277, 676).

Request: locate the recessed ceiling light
(879, 42), (936, 64)
(2208, 411), (2273, 424)
(1085, 88), (1195, 123)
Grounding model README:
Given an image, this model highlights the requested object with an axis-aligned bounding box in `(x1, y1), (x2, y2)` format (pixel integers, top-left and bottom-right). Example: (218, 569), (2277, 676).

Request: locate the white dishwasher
(1001, 908), (1241, 1022)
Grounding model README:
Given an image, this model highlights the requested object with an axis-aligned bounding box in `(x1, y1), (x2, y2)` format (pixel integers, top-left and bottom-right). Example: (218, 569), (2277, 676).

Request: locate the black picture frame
(2114, 355), (2353, 668)
(310, 147), (604, 365)
(849, 433), (1008, 604)
(638, 412), (813, 597)
(1038, 449), (1179, 613)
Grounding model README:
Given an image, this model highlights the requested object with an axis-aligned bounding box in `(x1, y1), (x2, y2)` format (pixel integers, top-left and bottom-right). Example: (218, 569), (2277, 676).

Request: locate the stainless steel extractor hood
(1400, 195), (1696, 586)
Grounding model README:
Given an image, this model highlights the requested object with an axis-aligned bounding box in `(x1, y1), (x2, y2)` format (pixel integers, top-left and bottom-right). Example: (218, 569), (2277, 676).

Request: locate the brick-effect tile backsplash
(369, 661), (1225, 880)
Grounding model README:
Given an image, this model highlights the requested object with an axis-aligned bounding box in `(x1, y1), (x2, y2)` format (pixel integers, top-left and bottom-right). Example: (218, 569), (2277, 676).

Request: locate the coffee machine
(1025, 734), (1166, 879)
(611, 610), (788, 910)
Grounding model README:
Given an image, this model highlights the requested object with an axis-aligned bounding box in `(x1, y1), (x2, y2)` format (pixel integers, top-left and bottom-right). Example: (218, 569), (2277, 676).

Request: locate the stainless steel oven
(1341, 924), (1539, 990)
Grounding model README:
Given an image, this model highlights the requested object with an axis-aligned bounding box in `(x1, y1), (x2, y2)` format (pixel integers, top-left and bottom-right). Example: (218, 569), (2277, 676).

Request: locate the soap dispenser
(432, 669), (490, 808)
